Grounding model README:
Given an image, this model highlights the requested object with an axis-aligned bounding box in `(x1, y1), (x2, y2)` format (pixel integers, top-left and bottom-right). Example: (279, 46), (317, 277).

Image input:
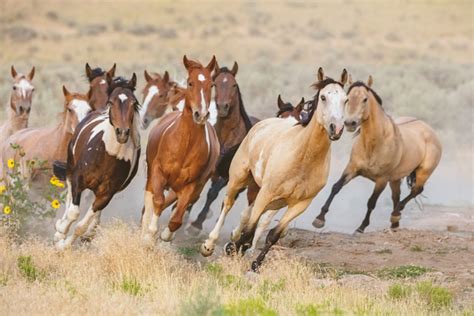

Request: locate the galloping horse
(201, 68), (348, 272)
(85, 63), (116, 111)
(1, 86), (91, 181)
(312, 76), (442, 232)
(141, 56), (220, 243)
(140, 70), (183, 129)
(53, 74), (141, 249)
(187, 61), (258, 234)
(0, 66), (36, 147)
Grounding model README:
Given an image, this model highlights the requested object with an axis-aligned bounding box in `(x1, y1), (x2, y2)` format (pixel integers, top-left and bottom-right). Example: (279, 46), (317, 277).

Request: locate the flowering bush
(0, 144), (66, 235)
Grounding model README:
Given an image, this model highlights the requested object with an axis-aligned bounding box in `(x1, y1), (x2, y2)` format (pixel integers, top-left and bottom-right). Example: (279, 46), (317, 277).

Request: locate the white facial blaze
(140, 85), (159, 119)
(118, 93), (128, 102)
(71, 99), (92, 122)
(200, 87), (206, 114)
(100, 79), (106, 85)
(222, 77), (228, 83)
(17, 79), (34, 98)
(208, 100), (217, 125)
(198, 74), (205, 81)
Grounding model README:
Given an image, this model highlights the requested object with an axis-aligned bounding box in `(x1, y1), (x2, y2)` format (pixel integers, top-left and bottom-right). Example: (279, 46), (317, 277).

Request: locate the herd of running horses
(0, 57), (442, 272)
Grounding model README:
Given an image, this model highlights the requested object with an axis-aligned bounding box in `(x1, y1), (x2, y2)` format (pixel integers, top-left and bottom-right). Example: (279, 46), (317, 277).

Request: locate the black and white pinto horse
(53, 74), (141, 250)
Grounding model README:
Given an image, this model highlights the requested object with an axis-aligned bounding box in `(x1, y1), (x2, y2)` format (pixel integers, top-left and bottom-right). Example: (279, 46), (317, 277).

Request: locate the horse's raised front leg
(313, 168), (358, 228)
(161, 184), (197, 241)
(251, 199), (311, 272)
(54, 179), (81, 246)
(355, 180), (387, 233)
(188, 176), (227, 234)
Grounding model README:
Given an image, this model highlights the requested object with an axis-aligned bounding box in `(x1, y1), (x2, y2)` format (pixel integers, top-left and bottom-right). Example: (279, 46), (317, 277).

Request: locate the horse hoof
(54, 231), (65, 242)
(200, 242), (214, 257)
(160, 228), (175, 242)
(354, 228), (364, 235)
(390, 215), (401, 224)
(250, 261), (260, 273)
(55, 240), (70, 251)
(186, 223), (202, 236)
(224, 242), (237, 256)
(80, 236), (93, 243)
(312, 218), (325, 229)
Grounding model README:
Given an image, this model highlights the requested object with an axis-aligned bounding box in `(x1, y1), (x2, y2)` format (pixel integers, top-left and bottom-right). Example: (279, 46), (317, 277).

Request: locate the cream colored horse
(201, 68), (348, 272)
(313, 76), (442, 232)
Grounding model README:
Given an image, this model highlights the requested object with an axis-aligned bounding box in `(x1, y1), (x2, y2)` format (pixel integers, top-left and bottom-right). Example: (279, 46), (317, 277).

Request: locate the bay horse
(141, 56), (220, 243)
(201, 68), (348, 273)
(53, 74), (141, 249)
(1, 86), (91, 181)
(139, 70), (184, 129)
(276, 94), (305, 121)
(186, 61), (258, 234)
(85, 63), (116, 111)
(0, 66), (36, 147)
(312, 75), (442, 232)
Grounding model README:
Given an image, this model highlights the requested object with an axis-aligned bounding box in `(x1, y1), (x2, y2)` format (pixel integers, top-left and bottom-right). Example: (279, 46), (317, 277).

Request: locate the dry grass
(0, 222), (471, 315)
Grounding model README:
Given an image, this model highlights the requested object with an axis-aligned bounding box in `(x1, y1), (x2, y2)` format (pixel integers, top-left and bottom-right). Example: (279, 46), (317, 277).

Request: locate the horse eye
(344, 99), (348, 104)
(188, 82), (193, 87)
(67, 108), (72, 112)
(363, 97), (368, 103)
(320, 95), (326, 101)
(13, 86), (16, 90)
(233, 84), (238, 88)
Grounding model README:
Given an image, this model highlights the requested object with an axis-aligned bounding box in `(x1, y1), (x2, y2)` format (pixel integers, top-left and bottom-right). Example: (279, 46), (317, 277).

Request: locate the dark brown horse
(276, 94), (306, 121)
(53, 74), (141, 249)
(141, 56), (220, 243)
(186, 61), (258, 234)
(85, 63), (116, 111)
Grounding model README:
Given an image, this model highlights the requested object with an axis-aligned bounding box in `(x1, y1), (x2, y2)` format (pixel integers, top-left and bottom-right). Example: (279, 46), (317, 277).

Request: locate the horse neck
(359, 95), (392, 151)
(214, 92), (246, 149)
(298, 107), (331, 162)
(7, 99), (28, 130)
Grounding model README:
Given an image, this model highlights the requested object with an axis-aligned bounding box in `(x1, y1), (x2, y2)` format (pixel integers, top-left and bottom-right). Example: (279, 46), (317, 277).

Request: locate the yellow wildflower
(0, 185), (6, 194)
(7, 159), (15, 169)
(56, 182), (65, 188)
(50, 176), (59, 186)
(3, 206), (11, 215)
(51, 200), (60, 209)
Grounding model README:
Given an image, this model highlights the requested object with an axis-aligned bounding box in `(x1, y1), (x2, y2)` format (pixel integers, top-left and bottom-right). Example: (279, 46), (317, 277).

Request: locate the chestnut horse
(0, 66), (36, 147)
(187, 61), (258, 233)
(85, 63), (116, 111)
(313, 76), (442, 232)
(1, 86), (91, 181)
(141, 56), (220, 243)
(201, 68), (348, 272)
(53, 74), (141, 249)
(140, 70), (184, 129)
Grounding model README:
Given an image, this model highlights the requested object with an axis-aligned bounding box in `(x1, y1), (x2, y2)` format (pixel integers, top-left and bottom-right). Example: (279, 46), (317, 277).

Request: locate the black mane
(348, 81), (383, 106)
(87, 67), (106, 82)
(107, 76), (135, 95)
(300, 78), (343, 127)
(276, 103), (294, 117)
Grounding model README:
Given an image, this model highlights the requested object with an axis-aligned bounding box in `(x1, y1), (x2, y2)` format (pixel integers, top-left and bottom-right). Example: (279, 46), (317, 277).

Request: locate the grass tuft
(387, 283), (412, 300)
(17, 255), (45, 282)
(378, 265), (429, 279)
(416, 281), (453, 309)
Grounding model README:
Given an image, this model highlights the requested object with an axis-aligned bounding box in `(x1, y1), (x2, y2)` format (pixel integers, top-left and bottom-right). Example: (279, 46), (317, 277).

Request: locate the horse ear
(62, 85), (71, 99)
(106, 71), (113, 86)
(11, 65), (17, 78)
(183, 55), (191, 70)
(163, 71), (170, 83)
(129, 73), (137, 89)
(108, 63), (116, 77)
(144, 70), (153, 83)
(367, 75), (373, 88)
(27, 67), (35, 80)
(340, 69), (348, 86)
(206, 55), (217, 71)
(214, 60), (221, 76)
(295, 97), (305, 112)
(317, 67), (325, 81)
(277, 94), (285, 109)
(231, 61), (239, 76)
(85, 63), (93, 81)
(348, 74), (353, 86)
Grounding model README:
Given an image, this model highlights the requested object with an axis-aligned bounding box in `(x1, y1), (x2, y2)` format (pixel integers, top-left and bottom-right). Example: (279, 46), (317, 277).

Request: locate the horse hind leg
(355, 180), (387, 233)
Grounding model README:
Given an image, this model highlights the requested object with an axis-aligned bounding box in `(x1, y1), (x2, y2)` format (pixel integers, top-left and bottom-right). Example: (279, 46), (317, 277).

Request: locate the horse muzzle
(217, 104), (230, 117)
(115, 128), (130, 144)
(328, 123), (344, 141)
(193, 110), (209, 125)
(344, 119), (360, 133)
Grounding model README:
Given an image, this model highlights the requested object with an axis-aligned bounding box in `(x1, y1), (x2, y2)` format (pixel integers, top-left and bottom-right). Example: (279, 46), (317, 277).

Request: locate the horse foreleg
(54, 179), (81, 244)
(248, 209), (279, 253)
(250, 199), (311, 272)
(80, 210), (102, 242)
(313, 169), (357, 228)
(162, 186), (196, 241)
(189, 176), (227, 232)
(355, 180), (387, 233)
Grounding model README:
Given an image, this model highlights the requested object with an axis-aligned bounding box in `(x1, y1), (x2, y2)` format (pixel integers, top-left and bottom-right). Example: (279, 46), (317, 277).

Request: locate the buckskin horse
(2, 86), (91, 181)
(186, 61), (259, 234)
(201, 68), (348, 272)
(141, 56), (220, 244)
(53, 74), (141, 249)
(312, 75), (442, 233)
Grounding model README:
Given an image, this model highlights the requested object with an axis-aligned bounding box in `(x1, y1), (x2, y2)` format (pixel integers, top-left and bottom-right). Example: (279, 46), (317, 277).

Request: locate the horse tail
(53, 161), (67, 181)
(406, 170), (416, 189)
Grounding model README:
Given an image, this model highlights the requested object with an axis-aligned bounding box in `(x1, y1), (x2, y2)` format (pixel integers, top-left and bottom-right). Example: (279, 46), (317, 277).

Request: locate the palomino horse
(141, 56), (220, 243)
(312, 76), (442, 232)
(53, 74), (141, 249)
(0, 66), (36, 147)
(201, 68), (348, 272)
(1, 86), (91, 181)
(140, 70), (184, 128)
(85, 63), (116, 111)
(187, 61), (257, 234)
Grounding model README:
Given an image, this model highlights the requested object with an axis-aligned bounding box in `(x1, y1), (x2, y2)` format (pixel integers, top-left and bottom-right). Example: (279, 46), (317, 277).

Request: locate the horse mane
(300, 78), (343, 127)
(236, 86), (253, 131)
(212, 66), (231, 81)
(107, 77), (136, 95)
(276, 103), (294, 117)
(348, 81), (383, 107)
(87, 67), (106, 82)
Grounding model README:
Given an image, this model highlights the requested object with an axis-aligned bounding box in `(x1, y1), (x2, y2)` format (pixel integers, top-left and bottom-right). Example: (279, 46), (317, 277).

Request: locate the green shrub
(17, 255), (45, 282)
(378, 265), (429, 279)
(177, 246), (199, 257)
(118, 277), (143, 296)
(416, 281), (453, 309)
(217, 297), (277, 316)
(387, 283), (412, 300)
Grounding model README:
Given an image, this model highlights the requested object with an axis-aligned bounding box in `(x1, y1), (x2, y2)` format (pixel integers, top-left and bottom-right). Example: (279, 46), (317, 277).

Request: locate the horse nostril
(124, 129), (130, 136)
(225, 104), (229, 110)
(351, 121), (357, 127)
(115, 128), (120, 135)
(329, 123), (336, 134)
(193, 111), (200, 120)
